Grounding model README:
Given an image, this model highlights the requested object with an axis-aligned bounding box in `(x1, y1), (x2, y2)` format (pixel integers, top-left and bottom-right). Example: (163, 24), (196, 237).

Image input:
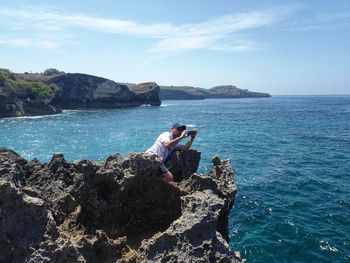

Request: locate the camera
(187, 130), (196, 136)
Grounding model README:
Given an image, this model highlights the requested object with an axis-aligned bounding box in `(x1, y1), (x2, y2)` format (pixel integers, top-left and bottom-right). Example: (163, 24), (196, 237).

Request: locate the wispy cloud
(147, 7), (297, 54)
(282, 12), (350, 31)
(0, 37), (59, 49)
(0, 6), (180, 37)
(210, 41), (264, 53)
(0, 5), (308, 54)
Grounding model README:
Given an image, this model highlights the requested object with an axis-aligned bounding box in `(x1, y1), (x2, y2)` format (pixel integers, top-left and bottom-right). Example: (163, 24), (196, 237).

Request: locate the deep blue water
(1, 96), (349, 262)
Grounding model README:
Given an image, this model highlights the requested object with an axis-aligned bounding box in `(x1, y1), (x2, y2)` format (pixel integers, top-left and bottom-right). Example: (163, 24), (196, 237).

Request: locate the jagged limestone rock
(0, 148), (241, 262)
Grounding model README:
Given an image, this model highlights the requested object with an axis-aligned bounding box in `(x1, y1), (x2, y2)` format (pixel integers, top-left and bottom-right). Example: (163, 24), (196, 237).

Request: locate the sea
(0, 95), (349, 262)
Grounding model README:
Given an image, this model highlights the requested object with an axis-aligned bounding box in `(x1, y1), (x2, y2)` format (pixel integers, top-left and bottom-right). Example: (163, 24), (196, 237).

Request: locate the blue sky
(0, 0), (349, 95)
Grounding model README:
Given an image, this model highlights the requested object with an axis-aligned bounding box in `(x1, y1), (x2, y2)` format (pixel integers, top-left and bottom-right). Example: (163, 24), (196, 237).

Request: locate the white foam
(62, 110), (82, 113)
(12, 114), (62, 120)
(319, 240), (338, 252)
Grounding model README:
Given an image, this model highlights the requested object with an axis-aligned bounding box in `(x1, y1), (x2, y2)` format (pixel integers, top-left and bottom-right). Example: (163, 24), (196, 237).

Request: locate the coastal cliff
(0, 69), (61, 117)
(159, 86), (207, 100)
(0, 69), (161, 118)
(1, 67), (270, 118)
(48, 74), (161, 108)
(160, 85), (271, 100)
(0, 148), (241, 262)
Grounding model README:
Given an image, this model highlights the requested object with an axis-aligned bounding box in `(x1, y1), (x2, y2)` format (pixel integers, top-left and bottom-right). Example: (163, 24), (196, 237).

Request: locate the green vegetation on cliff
(0, 69), (55, 98)
(16, 82), (55, 97)
(0, 69), (15, 87)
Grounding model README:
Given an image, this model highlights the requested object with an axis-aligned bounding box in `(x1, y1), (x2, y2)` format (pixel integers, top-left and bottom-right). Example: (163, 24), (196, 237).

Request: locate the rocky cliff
(0, 69), (161, 118)
(48, 74), (161, 109)
(205, 85), (271, 98)
(0, 86), (61, 117)
(160, 85), (271, 100)
(129, 82), (161, 106)
(159, 86), (207, 100)
(0, 148), (241, 262)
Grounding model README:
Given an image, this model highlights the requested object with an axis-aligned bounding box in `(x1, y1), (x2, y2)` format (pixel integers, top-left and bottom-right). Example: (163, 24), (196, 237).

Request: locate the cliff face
(0, 69), (162, 118)
(0, 69), (61, 117)
(206, 85), (271, 98)
(129, 82), (161, 106)
(159, 86), (207, 100)
(48, 74), (161, 108)
(160, 85), (271, 100)
(0, 86), (61, 118)
(0, 148), (241, 263)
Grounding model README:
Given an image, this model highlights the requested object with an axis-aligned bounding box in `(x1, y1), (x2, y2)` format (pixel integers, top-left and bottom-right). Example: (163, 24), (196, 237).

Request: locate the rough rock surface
(0, 148), (241, 262)
(47, 74), (161, 108)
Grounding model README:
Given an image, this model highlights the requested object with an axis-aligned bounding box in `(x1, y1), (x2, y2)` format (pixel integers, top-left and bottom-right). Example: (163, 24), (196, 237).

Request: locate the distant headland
(158, 85), (271, 100)
(0, 68), (271, 118)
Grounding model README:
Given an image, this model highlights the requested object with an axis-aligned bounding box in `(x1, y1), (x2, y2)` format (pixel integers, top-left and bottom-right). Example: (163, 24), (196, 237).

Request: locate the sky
(0, 0), (349, 95)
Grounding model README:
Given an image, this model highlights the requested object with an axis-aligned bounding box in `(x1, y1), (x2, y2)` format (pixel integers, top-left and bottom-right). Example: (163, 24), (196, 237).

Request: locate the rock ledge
(0, 148), (241, 262)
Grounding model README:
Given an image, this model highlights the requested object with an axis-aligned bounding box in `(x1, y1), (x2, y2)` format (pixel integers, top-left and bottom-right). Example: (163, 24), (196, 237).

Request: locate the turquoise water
(1, 96), (349, 262)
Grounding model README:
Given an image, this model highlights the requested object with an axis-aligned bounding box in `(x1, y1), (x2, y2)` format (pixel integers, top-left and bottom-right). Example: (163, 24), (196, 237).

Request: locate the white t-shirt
(146, 131), (177, 161)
